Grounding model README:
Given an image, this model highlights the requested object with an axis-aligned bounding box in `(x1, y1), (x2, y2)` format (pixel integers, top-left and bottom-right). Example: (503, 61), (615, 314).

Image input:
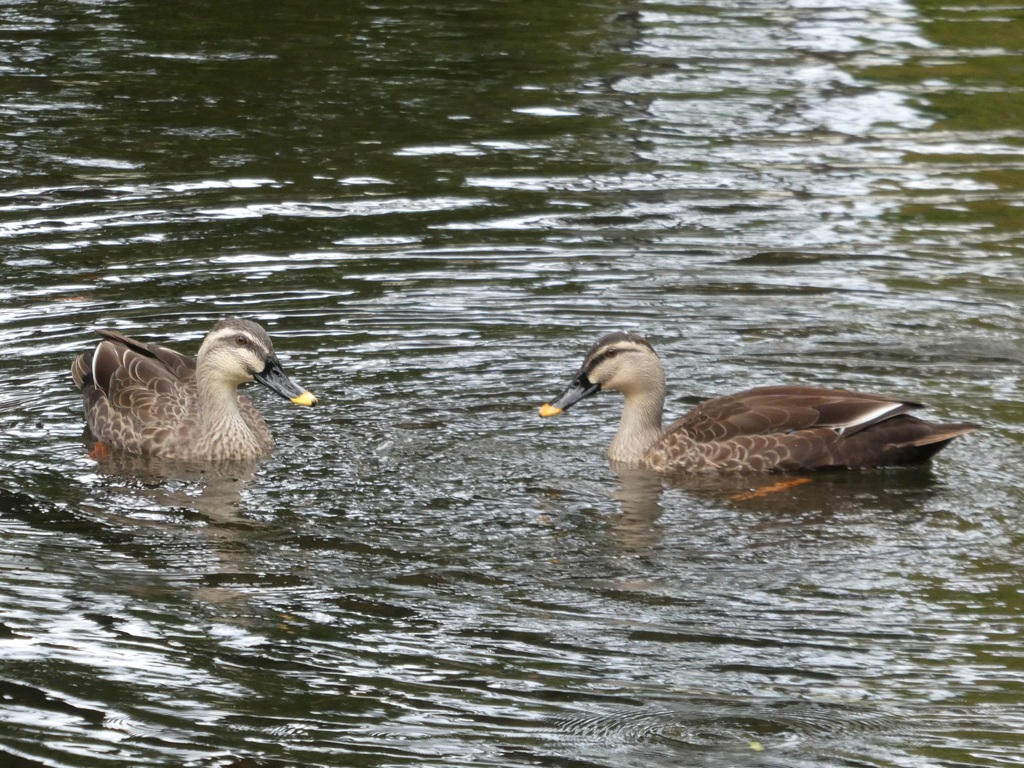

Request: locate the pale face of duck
(540, 331), (666, 416)
(199, 319), (318, 406)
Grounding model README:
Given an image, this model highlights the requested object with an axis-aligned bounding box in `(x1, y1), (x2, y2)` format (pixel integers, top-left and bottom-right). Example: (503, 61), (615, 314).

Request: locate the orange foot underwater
(87, 441), (111, 461)
(729, 477), (813, 501)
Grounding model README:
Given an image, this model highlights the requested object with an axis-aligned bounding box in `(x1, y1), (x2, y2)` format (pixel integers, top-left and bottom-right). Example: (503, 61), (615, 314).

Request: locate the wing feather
(667, 385), (923, 442)
(72, 329), (200, 454)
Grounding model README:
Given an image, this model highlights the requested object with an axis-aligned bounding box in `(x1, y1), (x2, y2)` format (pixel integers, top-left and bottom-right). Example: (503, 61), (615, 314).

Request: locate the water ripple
(1, 0), (1022, 766)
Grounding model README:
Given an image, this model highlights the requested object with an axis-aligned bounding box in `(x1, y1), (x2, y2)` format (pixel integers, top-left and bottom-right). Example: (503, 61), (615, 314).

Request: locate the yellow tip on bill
(538, 403), (563, 418)
(291, 391), (318, 407)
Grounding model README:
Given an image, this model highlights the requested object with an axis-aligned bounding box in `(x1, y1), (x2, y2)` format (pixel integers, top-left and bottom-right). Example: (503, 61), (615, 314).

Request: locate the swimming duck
(72, 318), (317, 461)
(539, 331), (975, 472)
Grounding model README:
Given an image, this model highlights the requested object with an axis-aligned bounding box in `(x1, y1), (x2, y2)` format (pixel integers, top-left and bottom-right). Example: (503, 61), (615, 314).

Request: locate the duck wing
(75, 330), (195, 393)
(72, 330), (200, 451)
(667, 385), (923, 442)
(92, 329), (196, 383)
(647, 385), (975, 472)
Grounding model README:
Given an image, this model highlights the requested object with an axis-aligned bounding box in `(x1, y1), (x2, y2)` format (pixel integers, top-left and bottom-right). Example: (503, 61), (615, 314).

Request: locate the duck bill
(538, 372), (600, 418)
(254, 359), (318, 406)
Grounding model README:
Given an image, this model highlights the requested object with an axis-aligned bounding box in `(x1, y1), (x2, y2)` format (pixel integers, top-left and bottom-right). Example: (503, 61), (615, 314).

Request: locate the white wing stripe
(833, 402), (906, 435)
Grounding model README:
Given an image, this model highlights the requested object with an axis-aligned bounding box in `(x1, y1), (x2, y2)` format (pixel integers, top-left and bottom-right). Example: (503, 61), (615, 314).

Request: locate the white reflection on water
(799, 90), (933, 134)
(0, 0), (1022, 765)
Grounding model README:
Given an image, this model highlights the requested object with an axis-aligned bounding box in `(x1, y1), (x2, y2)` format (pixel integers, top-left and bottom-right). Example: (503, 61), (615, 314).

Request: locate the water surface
(1, 1), (1023, 766)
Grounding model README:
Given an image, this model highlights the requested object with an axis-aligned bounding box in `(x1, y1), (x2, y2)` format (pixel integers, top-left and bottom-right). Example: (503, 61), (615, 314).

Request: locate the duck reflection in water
(605, 460), (950, 552)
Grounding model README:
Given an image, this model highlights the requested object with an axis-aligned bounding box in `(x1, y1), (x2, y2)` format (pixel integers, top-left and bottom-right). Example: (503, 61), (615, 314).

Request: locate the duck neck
(196, 368), (248, 434)
(608, 383), (666, 465)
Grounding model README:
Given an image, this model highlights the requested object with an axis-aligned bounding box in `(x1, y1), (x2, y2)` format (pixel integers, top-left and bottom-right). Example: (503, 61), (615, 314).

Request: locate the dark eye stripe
(589, 346), (630, 369)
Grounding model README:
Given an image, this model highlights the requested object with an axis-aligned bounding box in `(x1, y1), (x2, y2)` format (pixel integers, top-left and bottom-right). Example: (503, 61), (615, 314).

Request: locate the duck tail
(909, 422), (978, 448)
(842, 416), (977, 467)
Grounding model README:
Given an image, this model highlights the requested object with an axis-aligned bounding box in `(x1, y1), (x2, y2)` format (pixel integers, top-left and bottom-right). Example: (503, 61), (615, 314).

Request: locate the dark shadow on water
(75, 428), (263, 524)
(4, 462), (278, 619)
(608, 461), (946, 537)
(709, 465), (945, 523)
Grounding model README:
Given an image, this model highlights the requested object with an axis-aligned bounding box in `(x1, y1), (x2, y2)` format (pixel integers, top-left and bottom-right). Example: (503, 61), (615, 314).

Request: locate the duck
(539, 331), (976, 473)
(71, 317), (317, 461)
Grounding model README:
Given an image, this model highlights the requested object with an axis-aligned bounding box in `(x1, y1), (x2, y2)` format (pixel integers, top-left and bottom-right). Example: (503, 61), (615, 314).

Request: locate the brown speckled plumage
(540, 332), (976, 473)
(71, 318), (316, 461)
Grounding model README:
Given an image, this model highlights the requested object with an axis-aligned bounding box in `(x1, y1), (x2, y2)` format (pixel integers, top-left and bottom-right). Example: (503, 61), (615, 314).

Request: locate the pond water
(1, 1), (1023, 766)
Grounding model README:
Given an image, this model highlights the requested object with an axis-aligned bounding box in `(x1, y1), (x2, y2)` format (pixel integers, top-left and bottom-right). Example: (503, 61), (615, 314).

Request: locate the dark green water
(1, 1), (1023, 766)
